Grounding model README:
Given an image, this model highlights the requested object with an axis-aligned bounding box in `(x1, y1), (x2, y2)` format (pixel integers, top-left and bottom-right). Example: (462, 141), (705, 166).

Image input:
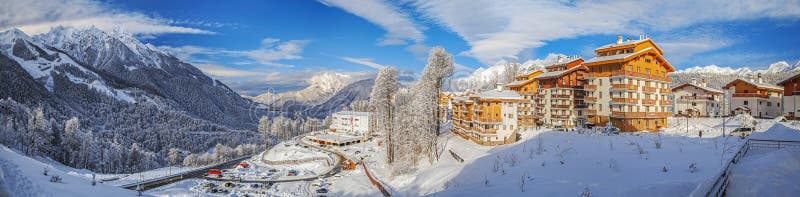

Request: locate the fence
(700, 139), (800, 197)
(261, 156), (329, 165)
(449, 149), (464, 163)
(360, 161), (391, 197)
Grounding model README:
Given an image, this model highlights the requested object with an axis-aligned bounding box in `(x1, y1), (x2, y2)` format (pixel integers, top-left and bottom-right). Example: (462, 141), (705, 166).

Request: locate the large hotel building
(450, 35), (676, 145)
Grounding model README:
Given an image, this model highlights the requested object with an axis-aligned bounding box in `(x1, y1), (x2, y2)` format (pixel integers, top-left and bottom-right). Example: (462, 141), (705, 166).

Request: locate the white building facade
(329, 111), (370, 137)
(723, 78), (783, 118)
(671, 79), (724, 117)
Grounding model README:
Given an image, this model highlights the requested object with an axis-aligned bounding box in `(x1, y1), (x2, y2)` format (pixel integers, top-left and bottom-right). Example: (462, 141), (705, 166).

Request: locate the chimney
(496, 83), (504, 92)
(639, 34), (644, 40)
(758, 73), (763, 84)
(616, 35), (622, 44)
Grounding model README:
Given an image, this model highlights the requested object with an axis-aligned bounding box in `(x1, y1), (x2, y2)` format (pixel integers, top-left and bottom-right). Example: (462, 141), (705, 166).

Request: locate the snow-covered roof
(776, 72), (800, 85)
(595, 38), (650, 51)
(672, 83), (724, 94)
(506, 80), (527, 86)
(725, 78), (782, 90)
(749, 123), (800, 141)
(473, 89), (523, 100)
(534, 65), (585, 79)
(334, 111), (369, 116)
(584, 47), (652, 64)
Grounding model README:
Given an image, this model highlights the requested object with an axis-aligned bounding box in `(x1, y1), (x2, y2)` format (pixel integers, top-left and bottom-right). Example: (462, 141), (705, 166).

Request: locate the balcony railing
(680, 96), (714, 100)
(551, 114), (570, 119)
(732, 93), (768, 98)
(585, 85), (597, 90)
(611, 84), (637, 90)
(642, 86), (658, 93)
(660, 100), (672, 105)
(641, 99), (657, 105)
(611, 98), (638, 104)
(552, 94), (572, 99)
(586, 70), (672, 82)
(611, 111), (671, 118)
(518, 114), (536, 119)
(660, 88), (672, 93)
(551, 104), (571, 109)
(584, 109), (597, 115)
(584, 97), (597, 102)
(476, 117), (501, 123)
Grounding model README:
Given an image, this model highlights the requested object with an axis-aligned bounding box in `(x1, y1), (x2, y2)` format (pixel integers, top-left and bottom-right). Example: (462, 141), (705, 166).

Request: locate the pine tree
(370, 67), (399, 164)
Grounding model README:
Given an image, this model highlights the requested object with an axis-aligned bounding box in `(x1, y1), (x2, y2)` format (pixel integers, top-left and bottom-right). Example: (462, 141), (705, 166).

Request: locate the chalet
(723, 75), (783, 118)
(776, 72), (800, 120)
(671, 78), (724, 117)
(533, 57), (587, 128)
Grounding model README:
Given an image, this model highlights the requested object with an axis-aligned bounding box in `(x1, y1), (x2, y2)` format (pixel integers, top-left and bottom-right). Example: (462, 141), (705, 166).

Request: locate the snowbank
(0, 145), (137, 197)
(749, 123), (800, 141)
(726, 149), (800, 197)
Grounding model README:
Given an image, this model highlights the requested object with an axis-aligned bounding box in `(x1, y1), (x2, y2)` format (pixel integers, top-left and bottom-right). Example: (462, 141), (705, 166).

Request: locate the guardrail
(361, 161), (391, 197)
(700, 139), (800, 197)
(120, 155), (252, 190)
(449, 149), (464, 163)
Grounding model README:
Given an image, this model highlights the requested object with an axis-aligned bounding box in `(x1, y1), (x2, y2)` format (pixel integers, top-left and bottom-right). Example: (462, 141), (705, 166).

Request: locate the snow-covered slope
(0, 145), (136, 197)
(453, 54), (564, 90)
(250, 72), (355, 105)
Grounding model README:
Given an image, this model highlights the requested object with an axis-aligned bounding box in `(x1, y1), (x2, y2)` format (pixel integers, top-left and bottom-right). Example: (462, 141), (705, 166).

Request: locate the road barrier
(360, 161), (391, 197)
(449, 149), (464, 163)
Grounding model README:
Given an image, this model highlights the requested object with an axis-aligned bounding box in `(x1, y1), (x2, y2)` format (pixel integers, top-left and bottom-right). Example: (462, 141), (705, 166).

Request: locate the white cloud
(405, 43), (430, 61)
(319, 0), (425, 45)
(657, 28), (737, 64)
(158, 37), (310, 68)
(0, 0), (214, 35)
(243, 38), (310, 67)
(410, 0), (800, 64)
(194, 64), (271, 78)
(340, 57), (387, 69)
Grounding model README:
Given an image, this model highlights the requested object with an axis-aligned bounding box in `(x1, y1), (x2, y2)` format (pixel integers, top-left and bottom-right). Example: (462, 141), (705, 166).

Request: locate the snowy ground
(0, 145), (140, 197)
(324, 116), (785, 197)
(102, 166), (198, 186)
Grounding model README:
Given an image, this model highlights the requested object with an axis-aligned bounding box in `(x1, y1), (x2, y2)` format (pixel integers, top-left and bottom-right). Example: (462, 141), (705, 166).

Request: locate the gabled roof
(583, 47), (674, 72)
(473, 89), (523, 100)
(671, 83), (724, 94)
(595, 38), (664, 54)
(723, 78), (782, 91)
(506, 70), (544, 87)
(534, 65), (587, 79)
(546, 58), (583, 69)
(776, 72), (800, 85)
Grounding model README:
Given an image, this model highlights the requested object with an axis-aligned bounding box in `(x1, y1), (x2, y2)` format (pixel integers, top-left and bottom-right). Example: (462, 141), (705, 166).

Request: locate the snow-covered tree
(168, 148), (182, 166)
(258, 116), (271, 145)
(370, 67), (399, 164)
(27, 106), (53, 156)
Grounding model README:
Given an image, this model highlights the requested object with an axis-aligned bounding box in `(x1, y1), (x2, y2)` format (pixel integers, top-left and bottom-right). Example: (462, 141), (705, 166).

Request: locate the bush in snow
(662, 166), (668, 172)
(653, 134), (662, 149)
(580, 187), (592, 197)
(689, 163), (697, 173)
(484, 174), (490, 187)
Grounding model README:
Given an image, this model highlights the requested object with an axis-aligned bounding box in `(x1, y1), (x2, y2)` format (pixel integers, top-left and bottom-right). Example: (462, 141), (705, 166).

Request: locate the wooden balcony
(551, 104), (571, 109)
(641, 99), (657, 105)
(586, 70), (672, 82)
(660, 100), (672, 105)
(551, 114), (570, 119)
(518, 114), (536, 119)
(584, 109), (597, 115)
(552, 94), (572, 99)
(476, 117), (501, 123)
(611, 84), (637, 90)
(611, 98), (638, 104)
(536, 112), (546, 116)
(611, 111), (671, 118)
(584, 85), (597, 90)
(660, 88), (671, 93)
(584, 97), (597, 102)
(518, 107), (531, 111)
(642, 86), (658, 93)
(476, 127), (497, 134)
(680, 96), (714, 100)
(732, 93), (768, 98)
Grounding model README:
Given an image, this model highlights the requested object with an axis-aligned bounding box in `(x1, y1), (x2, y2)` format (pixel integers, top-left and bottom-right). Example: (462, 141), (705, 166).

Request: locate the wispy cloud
(409, 0), (800, 64)
(340, 57), (387, 69)
(0, 0), (214, 36)
(158, 37), (310, 68)
(319, 0), (425, 45)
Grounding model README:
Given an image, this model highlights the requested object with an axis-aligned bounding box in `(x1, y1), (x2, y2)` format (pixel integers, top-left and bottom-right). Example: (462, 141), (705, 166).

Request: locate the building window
(767, 102), (772, 107)
(744, 101), (748, 105)
(645, 59), (652, 63)
(692, 102), (696, 106)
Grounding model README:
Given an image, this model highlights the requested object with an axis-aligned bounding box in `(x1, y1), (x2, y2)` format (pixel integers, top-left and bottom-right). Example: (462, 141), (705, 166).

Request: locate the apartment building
(533, 56), (587, 128)
(451, 86), (525, 145)
(671, 79), (724, 117)
(583, 35), (675, 132)
(505, 70), (544, 130)
(777, 73), (800, 120)
(723, 76), (783, 118)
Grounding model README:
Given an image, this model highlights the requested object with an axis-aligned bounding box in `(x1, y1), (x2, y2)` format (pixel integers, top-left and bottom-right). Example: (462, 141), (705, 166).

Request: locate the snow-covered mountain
(675, 61), (800, 75)
(452, 54), (565, 90)
(249, 72), (356, 105)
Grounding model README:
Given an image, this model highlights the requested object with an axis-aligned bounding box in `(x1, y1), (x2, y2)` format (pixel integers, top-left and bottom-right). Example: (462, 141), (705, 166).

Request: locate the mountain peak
(0, 28), (31, 43)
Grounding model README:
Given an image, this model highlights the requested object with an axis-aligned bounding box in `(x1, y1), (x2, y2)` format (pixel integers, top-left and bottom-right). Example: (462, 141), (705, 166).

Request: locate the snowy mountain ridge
(452, 54), (566, 90)
(675, 61), (800, 75)
(249, 72), (360, 105)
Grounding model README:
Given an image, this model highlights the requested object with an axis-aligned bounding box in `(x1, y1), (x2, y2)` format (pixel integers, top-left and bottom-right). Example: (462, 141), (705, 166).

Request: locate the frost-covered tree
(258, 116), (271, 145)
(27, 106), (53, 156)
(168, 148), (182, 166)
(502, 61), (521, 83)
(370, 67), (399, 164)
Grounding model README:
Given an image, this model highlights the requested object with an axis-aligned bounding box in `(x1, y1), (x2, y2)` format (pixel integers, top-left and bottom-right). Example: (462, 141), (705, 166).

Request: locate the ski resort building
(583, 35), (675, 132)
(723, 76), (783, 118)
(671, 79), (724, 117)
(533, 56), (588, 128)
(505, 70), (545, 130)
(777, 73), (800, 120)
(451, 86), (525, 145)
(307, 111), (371, 146)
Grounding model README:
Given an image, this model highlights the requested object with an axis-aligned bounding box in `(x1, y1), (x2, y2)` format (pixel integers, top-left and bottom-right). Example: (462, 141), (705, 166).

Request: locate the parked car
(203, 183), (216, 189)
(224, 182), (236, 188)
(268, 169), (278, 173)
(316, 188), (329, 193)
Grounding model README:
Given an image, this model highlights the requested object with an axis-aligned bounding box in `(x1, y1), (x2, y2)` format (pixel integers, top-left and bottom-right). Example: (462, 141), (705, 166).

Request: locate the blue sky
(2, 0), (800, 95)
